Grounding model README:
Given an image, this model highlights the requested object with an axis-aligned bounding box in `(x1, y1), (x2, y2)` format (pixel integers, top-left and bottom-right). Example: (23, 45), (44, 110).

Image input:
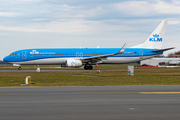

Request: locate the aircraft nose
(3, 56), (9, 62)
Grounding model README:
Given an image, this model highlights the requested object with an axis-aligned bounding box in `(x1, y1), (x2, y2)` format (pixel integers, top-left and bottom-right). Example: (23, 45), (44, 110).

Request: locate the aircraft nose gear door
(139, 50), (143, 60)
(22, 51), (27, 59)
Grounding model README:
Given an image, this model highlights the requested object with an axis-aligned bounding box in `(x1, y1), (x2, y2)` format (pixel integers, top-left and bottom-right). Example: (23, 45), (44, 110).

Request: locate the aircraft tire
(84, 65), (93, 70)
(84, 66), (88, 70)
(18, 66), (22, 70)
(89, 65), (93, 70)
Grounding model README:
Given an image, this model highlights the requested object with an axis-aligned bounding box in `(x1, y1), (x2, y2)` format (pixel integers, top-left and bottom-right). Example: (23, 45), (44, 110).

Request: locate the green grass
(0, 69), (180, 87)
(1, 64), (179, 70)
(1, 64), (129, 70)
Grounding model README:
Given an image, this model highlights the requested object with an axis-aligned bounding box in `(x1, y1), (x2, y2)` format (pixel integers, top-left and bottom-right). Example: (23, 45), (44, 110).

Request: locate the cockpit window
(10, 53), (17, 56)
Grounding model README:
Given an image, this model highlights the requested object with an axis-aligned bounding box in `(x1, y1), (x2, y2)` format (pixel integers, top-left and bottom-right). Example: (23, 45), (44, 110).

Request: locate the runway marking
(0, 92), (136, 96)
(0, 92), (180, 96)
(139, 92), (180, 94)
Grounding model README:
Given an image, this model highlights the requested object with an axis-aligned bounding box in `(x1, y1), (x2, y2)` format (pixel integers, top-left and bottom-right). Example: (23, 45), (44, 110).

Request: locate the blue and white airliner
(3, 21), (174, 70)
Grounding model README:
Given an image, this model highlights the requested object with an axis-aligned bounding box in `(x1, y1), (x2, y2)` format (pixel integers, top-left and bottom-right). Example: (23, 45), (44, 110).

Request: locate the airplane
(3, 20), (174, 70)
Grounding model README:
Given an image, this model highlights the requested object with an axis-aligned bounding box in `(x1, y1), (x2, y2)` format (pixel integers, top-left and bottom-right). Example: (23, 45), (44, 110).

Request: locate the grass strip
(0, 69), (180, 87)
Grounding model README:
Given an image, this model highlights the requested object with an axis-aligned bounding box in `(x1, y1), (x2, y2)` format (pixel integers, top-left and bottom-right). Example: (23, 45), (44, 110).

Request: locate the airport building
(140, 58), (180, 67)
(0, 60), (12, 65)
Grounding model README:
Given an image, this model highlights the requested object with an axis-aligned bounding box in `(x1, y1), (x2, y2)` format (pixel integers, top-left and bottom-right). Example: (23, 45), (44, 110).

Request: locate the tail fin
(131, 20), (168, 49)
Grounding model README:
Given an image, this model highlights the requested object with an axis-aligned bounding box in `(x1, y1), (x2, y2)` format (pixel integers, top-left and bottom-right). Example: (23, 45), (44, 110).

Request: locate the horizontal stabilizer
(152, 47), (175, 52)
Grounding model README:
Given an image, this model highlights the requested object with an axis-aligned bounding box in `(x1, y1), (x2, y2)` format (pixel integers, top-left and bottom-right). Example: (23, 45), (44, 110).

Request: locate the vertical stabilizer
(131, 20), (168, 49)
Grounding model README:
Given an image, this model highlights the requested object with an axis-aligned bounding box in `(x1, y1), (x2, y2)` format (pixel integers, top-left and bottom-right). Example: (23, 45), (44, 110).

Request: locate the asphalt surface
(0, 86), (180, 120)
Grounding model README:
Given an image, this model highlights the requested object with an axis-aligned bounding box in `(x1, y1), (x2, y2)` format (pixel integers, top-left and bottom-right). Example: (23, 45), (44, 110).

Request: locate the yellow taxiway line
(139, 92), (180, 94)
(0, 91), (180, 96)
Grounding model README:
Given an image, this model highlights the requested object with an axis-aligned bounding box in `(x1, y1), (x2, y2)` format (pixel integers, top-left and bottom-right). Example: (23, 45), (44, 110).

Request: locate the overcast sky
(1, 0), (180, 59)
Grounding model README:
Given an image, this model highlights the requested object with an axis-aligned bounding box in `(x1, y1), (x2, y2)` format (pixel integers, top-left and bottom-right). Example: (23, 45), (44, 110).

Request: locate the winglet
(116, 43), (127, 54)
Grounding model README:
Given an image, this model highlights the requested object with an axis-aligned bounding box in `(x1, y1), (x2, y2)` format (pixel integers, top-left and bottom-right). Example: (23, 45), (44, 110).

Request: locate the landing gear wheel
(18, 66), (22, 70)
(84, 65), (88, 70)
(89, 65), (93, 70)
(84, 65), (93, 70)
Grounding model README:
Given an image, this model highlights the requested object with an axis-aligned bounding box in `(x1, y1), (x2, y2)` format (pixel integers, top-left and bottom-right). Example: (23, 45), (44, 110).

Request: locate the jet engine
(65, 59), (83, 67)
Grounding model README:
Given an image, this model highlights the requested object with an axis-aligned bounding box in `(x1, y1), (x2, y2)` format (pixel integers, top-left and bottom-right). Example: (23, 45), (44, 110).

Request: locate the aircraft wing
(81, 43), (126, 63)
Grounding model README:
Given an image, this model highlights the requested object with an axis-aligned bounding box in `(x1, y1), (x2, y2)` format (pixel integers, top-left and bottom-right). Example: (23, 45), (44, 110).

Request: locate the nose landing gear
(18, 66), (22, 70)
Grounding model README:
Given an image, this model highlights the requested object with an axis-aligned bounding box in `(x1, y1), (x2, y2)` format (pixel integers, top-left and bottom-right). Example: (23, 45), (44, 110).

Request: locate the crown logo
(30, 50), (39, 54)
(153, 34), (159, 38)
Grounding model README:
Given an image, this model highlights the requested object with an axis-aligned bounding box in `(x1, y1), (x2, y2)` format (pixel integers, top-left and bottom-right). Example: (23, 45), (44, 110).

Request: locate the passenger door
(139, 50), (143, 60)
(22, 51), (27, 59)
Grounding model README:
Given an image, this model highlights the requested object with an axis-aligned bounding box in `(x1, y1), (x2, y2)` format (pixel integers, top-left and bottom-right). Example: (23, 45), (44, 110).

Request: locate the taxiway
(0, 86), (180, 120)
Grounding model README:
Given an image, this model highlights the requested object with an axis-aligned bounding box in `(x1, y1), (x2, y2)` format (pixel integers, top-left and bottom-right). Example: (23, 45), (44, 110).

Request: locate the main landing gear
(84, 65), (93, 70)
(18, 66), (22, 70)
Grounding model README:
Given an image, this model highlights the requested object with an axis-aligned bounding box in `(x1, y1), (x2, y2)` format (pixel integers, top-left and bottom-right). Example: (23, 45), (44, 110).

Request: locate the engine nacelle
(66, 59), (83, 67)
